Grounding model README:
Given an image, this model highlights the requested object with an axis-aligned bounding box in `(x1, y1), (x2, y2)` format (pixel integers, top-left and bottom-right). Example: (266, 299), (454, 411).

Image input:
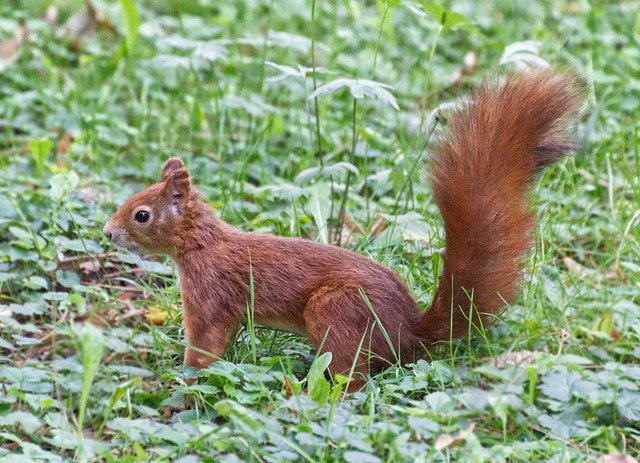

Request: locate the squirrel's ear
(163, 169), (191, 214)
(161, 157), (186, 182)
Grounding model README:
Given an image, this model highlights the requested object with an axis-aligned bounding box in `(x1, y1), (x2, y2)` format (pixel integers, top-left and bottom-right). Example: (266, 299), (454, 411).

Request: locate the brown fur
(103, 70), (582, 388)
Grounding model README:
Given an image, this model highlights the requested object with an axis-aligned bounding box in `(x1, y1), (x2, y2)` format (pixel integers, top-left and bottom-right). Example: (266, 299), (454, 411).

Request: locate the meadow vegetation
(0, 0), (639, 461)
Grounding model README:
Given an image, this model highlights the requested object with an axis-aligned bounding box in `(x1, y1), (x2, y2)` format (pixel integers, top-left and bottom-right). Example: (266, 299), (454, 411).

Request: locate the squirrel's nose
(103, 223), (113, 240)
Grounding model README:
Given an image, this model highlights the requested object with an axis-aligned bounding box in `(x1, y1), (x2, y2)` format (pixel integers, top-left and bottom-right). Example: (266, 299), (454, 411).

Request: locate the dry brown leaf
(75, 186), (113, 203)
(62, 11), (97, 40)
(115, 291), (137, 302)
(60, 0), (117, 49)
(493, 350), (537, 368)
(79, 260), (101, 274)
(563, 256), (588, 277)
(604, 269), (620, 281)
(0, 25), (28, 71)
(44, 6), (59, 27)
(335, 227), (358, 246)
(452, 51), (477, 85)
(434, 423), (476, 450)
(341, 211), (364, 235)
(56, 131), (74, 166)
(434, 434), (457, 450)
(597, 455), (638, 463)
(370, 217), (387, 237)
(332, 211), (364, 246)
(283, 375), (293, 397)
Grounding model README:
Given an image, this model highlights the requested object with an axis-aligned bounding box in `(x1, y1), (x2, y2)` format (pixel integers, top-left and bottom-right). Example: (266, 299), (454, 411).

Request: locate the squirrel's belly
(254, 315), (308, 336)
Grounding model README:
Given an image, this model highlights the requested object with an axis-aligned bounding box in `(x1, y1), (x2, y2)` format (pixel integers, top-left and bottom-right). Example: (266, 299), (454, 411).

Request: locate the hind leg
(303, 286), (395, 390)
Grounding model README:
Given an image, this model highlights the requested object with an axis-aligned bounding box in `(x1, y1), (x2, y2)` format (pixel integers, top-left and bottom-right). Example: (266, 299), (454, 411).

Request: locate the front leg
(183, 324), (233, 369)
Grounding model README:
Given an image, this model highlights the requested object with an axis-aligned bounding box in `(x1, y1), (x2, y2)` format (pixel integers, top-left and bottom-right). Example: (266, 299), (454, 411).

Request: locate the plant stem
(336, 98), (358, 245)
(390, 113), (439, 242)
(420, 24), (443, 124)
(371, 3), (390, 79)
(311, 0), (336, 232)
(311, 0), (324, 166)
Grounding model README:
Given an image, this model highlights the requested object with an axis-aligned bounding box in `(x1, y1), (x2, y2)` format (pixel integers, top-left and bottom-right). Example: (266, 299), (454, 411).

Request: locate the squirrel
(103, 70), (582, 389)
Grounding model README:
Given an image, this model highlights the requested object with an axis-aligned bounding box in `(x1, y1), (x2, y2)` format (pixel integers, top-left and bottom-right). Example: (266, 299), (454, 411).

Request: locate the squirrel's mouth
(113, 241), (143, 254)
(108, 233), (143, 255)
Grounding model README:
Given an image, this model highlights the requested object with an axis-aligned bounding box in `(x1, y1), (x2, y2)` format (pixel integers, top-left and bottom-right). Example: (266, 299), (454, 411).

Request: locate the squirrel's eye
(135, 210), (150, 223)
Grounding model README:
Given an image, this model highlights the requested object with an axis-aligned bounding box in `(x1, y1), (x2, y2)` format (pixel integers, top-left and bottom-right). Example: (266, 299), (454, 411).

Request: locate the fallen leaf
(342, 211), (364, 234)
(597, 455), (638, 463)
(370, 217), (387, 236)
(145, 305), (169, 325)
(79, 260), (101, 274)
(283, 375), (293, 397)
(116, 292), (137, 302)
(493, 350), (537, 368)
(0, 24), (29, 72)
(452, 51), (477, 85)
(434, 423), (476, 450)
(60, 0), (117, 51)
(44, 6), (59, 27)
(75, 186), (113, 203)
(563, 256), (588, 278)
(56, 131), (74, 166)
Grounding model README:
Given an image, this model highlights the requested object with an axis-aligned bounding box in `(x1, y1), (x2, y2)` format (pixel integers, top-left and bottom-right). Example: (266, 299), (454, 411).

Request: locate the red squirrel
(103, 70), (582, 388)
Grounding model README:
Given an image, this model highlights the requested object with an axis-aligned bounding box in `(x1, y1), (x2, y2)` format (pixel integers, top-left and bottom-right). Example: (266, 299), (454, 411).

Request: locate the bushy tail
(418, 70), (583, 343)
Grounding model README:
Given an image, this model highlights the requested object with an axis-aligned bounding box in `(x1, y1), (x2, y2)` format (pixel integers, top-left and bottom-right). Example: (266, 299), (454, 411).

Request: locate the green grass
(0, 0), (639, 461)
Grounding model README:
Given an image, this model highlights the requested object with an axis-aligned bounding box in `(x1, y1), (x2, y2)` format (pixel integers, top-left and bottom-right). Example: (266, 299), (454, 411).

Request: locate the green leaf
(309, 78), (399, 109)
(0, 411), (42, 434)
(344, 451), (382, 463)
(540, 372), (583, 402)
(115, 252), (173, 275)
(28, 138), (52, 177)
(296, 162), (359, 185)
(60, 293), (87, 315)
(307, 351), (332, 406)
(73, 324), (105, 435)
(49, 171), (79, 202)
(538, 266), (565, 308)
(8, 302), (46, 316)
(537, 410), (590, 439)
(24, 276), (49, 291)
(55, 270), (80, 289)
(119, 0), (140, 53)
(424, 391), (455, 413)
(99, 377), (142, 435)
(214, 399), (264, 432)
(499, 40), (550, 69)
(378, 212), (431, 242)
(56, 236), (103, 254)
(421, 1), (477, 31)
(617, 392), (640, 422)
(307, 181), (331, 244)
(407, 416), (440, 437)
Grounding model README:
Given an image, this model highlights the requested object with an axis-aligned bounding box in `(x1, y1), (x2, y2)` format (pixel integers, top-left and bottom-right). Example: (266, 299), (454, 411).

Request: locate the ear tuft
(161, 157), (186, 181)
(165, 168), (191, 196)
(164, 169), (191, 214)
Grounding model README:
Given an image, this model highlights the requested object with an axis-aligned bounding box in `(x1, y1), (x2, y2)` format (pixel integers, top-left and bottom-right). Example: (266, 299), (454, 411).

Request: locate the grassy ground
(0, 0), (639, 461)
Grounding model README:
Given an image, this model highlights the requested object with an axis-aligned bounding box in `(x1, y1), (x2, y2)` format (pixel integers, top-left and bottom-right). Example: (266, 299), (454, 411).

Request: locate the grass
(0, 0), (639, 461)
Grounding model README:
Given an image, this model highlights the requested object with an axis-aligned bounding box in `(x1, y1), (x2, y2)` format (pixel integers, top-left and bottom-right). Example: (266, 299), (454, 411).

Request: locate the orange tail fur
(419, 70), (583, 343)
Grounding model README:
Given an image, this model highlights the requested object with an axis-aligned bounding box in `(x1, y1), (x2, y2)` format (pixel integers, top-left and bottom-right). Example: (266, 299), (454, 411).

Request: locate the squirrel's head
(103, 157), (194, 255)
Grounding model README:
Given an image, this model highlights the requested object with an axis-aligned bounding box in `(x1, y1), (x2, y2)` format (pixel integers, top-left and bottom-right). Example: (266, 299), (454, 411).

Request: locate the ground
(0, 0), (639, 462)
